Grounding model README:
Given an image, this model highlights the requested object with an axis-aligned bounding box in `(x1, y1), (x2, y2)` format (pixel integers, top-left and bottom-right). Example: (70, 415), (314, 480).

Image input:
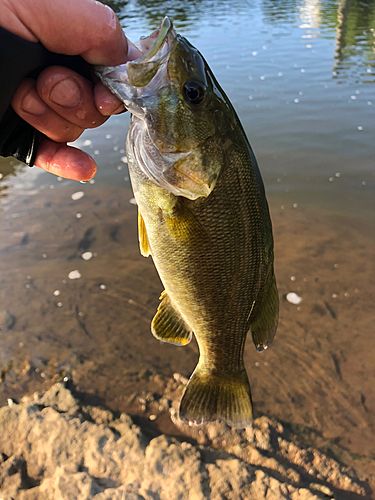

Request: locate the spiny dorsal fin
(249, 269), (279, 352)
(138, 210), (151, 257)
(151, 291), (193, 346)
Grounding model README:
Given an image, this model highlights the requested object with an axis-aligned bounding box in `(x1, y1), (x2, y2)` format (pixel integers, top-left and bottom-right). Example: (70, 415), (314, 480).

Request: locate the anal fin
(151, 291), (193, 346)
(138, 210), (151, 257)
(249, 269), (279, 352)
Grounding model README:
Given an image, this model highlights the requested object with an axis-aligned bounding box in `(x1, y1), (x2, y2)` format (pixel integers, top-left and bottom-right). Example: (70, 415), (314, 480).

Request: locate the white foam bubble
(71, 191), (84, 201)
(82, 252), (93, 261)
(68, 270), (81, 280)
(286, 292), (302, 305)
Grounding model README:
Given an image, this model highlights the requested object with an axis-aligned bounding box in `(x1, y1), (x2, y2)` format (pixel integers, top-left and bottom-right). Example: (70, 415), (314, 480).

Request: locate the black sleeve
(0, 27), (91, 166)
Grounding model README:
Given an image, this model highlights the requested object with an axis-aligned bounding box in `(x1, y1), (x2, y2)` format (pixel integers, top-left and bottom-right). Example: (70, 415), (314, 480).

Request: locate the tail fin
(179, 367), (253, 429)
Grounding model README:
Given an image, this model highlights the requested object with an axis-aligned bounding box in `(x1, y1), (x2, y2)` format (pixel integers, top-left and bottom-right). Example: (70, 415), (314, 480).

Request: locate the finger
(36, 66), (109, 127)
(34, 136), (97, 181)
(94, 82), (125, 116)
(11, 78), (84, 143)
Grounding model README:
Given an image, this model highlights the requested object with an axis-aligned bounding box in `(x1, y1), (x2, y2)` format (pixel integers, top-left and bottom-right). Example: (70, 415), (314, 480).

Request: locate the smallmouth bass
(96, 18), (278, 428)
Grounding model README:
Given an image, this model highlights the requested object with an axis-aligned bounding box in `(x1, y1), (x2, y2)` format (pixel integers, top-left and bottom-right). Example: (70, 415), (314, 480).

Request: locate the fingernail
(49, 78), (81, 108)
(21, 93), (46, 115)
(127, 40), (142, 61)
(113, 104), (126, 114)
(98, 95), (125, 116)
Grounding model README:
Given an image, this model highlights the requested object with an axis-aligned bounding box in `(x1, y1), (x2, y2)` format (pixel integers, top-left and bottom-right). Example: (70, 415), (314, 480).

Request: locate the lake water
(0, 0), (374, 489)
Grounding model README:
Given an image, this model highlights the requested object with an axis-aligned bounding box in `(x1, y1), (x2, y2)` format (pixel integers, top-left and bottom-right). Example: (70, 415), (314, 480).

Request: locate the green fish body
(96, 18), (278, 428)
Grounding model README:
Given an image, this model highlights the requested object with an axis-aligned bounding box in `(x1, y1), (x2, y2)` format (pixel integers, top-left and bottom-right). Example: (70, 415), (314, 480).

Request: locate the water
(0, 0), (374, 487)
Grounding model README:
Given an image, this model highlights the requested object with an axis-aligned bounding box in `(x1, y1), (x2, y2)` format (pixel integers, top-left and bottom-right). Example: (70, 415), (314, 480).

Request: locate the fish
(96, 17), (278, 428)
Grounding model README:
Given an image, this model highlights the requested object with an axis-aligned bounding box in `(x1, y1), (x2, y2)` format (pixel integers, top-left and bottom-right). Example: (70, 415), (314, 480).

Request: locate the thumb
(2, 0), (129, 66)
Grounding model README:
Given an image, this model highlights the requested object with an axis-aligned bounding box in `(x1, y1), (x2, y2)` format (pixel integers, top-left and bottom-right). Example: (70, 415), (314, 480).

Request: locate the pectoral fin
(163, 199), (208, 245)
(249, 269), (279, 352)
(138, 210), (151, 257)
(151, 291), (193, 346)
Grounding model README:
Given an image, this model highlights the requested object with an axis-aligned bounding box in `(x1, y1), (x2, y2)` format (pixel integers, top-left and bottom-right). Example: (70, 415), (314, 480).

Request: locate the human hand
(0, 0), (140, 181)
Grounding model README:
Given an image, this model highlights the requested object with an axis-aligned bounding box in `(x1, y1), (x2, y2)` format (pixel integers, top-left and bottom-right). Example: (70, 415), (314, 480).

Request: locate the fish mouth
(128, 17), (173, 86)
(95, 17), (176, 109)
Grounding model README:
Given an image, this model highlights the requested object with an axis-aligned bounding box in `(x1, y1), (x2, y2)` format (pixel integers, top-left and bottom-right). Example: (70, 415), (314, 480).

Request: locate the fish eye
(183, 81), (205, 105)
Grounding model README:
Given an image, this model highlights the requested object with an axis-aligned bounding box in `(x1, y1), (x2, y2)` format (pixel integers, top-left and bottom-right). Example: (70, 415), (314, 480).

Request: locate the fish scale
(96, 17), (278, 428)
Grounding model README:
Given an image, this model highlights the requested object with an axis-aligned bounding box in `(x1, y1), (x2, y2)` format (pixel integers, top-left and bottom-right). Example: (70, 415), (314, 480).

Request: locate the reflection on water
(0, 0), (374, 489)
(111, 0), (253, 29)
(333, 0), (375, 77)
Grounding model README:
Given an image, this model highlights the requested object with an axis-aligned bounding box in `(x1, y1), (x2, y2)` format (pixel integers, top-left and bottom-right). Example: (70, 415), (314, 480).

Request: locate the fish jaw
(95, 17), (176, 120)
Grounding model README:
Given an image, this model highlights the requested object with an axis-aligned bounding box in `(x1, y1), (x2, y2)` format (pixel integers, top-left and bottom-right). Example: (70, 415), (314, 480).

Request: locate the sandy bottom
(0, 181), (374, 489)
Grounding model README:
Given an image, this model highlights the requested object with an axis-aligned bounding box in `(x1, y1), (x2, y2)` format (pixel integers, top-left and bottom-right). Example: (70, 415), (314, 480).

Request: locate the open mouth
(126, 17), (175, 87)
(133, 17), (173, 66)
(96, 17), (175, 93)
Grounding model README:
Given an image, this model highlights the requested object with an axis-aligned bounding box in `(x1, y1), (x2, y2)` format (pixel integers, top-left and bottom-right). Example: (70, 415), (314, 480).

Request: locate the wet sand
(0, 180), (374, 488)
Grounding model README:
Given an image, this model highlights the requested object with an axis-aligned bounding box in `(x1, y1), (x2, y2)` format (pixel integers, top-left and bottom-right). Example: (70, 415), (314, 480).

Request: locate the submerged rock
(0, 381), (369, 500)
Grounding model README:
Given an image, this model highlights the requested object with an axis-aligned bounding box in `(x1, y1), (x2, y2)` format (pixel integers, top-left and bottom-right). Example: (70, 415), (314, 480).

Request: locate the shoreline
(0, 378), (371, 499)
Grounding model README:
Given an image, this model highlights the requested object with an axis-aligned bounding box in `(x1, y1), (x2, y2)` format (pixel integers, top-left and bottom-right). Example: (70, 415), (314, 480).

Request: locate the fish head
(96, 18), (232, 200)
